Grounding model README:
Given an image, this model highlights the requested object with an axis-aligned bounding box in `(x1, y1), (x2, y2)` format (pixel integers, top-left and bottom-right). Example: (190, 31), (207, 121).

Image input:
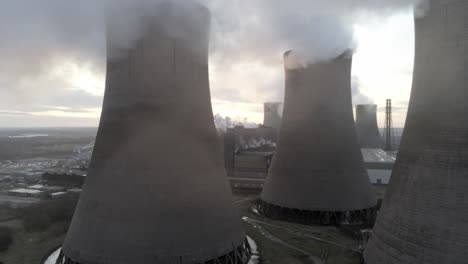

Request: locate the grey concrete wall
(356, 104), (384, 149)
(261, 52), (376, 212)
(364, 1), (468, 263)
(61, 2), (246, 263)
(224, 128), (236, 176)
(263, 102), (282, 129)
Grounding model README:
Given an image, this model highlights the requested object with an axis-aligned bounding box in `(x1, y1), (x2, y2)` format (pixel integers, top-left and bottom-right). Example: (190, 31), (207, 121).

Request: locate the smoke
(214, 114), (258, 131)
(208, 0), (428, 68)
(352, 76), (374, 105)
(277, 104), (284, 118)
(0, 0), (426, 123)
(0, 0), (428, 72)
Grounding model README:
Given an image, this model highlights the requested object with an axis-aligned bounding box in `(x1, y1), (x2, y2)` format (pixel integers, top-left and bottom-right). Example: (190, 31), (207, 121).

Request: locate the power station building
(56, 2), (250, 263)
(365, 1), (468, 263)
(259, 51), (376, 225)
(263, 102), (282, 129)
(224, 126), (276, 190)
(355, 104), (384, 149)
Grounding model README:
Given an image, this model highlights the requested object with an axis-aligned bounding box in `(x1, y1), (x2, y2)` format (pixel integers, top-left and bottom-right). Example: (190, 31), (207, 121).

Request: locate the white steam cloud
(0, 0), (426, 125)
(208, 0), (427, 66)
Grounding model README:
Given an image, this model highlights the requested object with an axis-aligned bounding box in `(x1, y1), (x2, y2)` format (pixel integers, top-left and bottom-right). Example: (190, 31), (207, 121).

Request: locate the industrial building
(57, 2), (250, 264)
(361, 149), (395, 185)
(263, 102), (282, 129)
(224, 126), (277, 190)
(365, 1), (468, 263)
(42, 172), (86, 187)
(7, 188), (44, 198)
(355, 104), (384, 149)
(259, 51), (377, 225)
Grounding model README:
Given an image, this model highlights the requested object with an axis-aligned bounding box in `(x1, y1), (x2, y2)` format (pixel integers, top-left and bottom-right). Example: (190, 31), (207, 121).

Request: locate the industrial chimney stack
(263, 102), (282, 129)
(365, 1), (468, 263)
(355, 104), (384, 149)
(259, 51), (376, 225)
(57, 2), (250, 263)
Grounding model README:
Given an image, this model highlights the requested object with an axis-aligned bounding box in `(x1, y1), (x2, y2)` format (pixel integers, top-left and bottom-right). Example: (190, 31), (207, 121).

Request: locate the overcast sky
(0, 0), (422, 128)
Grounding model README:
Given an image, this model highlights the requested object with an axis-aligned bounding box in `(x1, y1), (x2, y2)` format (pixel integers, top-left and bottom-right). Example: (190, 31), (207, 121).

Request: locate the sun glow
(51, 61), (105, 96)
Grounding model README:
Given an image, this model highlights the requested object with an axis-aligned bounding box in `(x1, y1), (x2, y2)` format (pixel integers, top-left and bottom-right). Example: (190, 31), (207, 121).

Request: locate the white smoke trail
(0, 0), (427, 116)
(206, 0), (428, 67)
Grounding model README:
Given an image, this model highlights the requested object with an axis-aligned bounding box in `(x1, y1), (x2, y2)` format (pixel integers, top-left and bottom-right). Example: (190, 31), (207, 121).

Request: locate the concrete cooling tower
(56, 2), (250, 264)
(355, 104), (384, 149)
(259, 51), (377, 226)
(364, 1), (468, 263)
(263, 102), (282, 129)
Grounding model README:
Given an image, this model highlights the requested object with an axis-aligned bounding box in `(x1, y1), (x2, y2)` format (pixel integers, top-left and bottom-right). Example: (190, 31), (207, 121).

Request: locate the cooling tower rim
(157, 0), (210, 16)
(356, 103), (378, 107)
(256, 200), (377, 226)
(58, 237), (252, 264)
(356, 104), (378, 111)
(258, 198), (377, 213)
(283, 49), (353, 62)
(264, 102), (282, 106)
(284, 50), (293, 57)
(106, 1), (211, 25)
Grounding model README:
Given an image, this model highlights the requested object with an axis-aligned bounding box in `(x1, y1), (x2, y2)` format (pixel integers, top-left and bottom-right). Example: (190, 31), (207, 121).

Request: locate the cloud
(0, 0), (425, 126)
(0, 84), (102, 115)
(208, 0), (426, 64)
(0, 110), (33, 116)
(352, 76), (374, 105)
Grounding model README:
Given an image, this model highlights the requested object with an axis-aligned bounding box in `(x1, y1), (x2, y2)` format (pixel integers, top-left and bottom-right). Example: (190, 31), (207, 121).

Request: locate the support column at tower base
(55, 238), (252, 264)
(257, 200), (377, 227)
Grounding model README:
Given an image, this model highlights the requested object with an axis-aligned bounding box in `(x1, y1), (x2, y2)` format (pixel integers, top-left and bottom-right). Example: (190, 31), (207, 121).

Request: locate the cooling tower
(263, 102), (282, 129)
(259, 51), (376, 225)
(56, 2), (250, 264)
(364, 1), (468, 263)
(355, 104), (384, 149)
(224, 128), (236, 176)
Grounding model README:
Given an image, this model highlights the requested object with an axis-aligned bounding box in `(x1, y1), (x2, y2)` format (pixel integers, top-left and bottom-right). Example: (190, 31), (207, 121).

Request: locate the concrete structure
(361, 149), (395, 170)
(224, 128), (236, 176)
(234, 127), (277, 153)
(49, 192), (67, 199)
(224, 126), (276, 191)
(263, 102), (282, 129)
(355, 104), (384, 149)
(361, 149), (395, 185)
(42, 172), (86, 187)
(225, 147), (395, 190)
(57, 2), (250, 264)
(7, 188), (43, 198)
(259, 51), (376, 225)
(365, 1), (468, 263)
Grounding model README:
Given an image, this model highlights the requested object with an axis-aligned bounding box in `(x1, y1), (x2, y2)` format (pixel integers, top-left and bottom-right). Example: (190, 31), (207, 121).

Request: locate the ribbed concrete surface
(61, 2), (246, 263)
(263, 102), (282, 129)
(364, 1), (468, 263)
(261, 52), (376, 212)
(355, 104), (383, 149)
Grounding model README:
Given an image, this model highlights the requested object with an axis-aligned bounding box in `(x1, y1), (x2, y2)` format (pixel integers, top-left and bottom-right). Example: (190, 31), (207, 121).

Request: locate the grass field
(234, 193), (364, 264)
(1, 192), (366, 264)
(0, 219), (67, 264)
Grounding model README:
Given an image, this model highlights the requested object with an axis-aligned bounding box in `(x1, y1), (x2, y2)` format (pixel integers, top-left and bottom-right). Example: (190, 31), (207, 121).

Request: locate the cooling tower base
(257, 200), (376, 227)
(55, 238), (252, 264)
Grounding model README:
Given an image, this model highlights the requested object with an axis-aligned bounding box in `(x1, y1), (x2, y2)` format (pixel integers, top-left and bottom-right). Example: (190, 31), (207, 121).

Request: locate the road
(242, 216), (324, 264)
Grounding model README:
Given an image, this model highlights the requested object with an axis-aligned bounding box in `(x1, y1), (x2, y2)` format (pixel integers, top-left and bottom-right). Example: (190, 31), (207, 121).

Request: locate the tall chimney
(355, 104), (384, 149)
(364, 1), (468, 263)
(259, 51), (376, 225)
(263, 102), (282, 129)
(57, 2), (250, 263)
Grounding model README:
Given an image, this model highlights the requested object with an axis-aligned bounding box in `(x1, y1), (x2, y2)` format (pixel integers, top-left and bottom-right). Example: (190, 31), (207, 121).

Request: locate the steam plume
(0, 0), (426, 124)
